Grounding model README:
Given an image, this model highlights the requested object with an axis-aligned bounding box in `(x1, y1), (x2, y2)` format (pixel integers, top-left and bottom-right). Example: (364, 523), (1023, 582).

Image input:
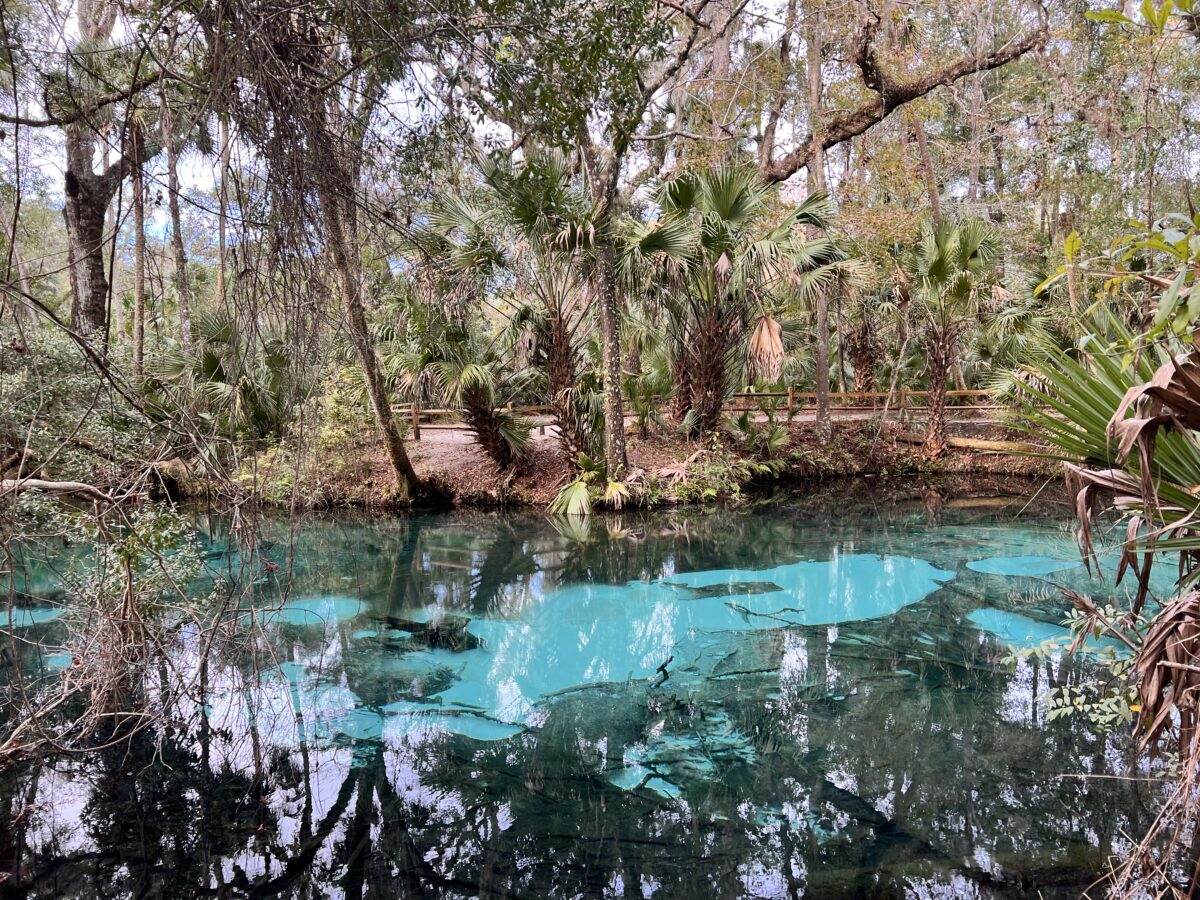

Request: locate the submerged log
(384, 614), (481, 651)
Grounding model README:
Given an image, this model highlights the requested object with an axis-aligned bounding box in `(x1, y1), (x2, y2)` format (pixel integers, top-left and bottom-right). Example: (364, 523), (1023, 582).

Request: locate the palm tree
(899, 218), (998, 457)
(385, 304), (533, 471)
(480, 153), (602, 464)
(623, 168), (844, 435)
(146, 310), (304, 448)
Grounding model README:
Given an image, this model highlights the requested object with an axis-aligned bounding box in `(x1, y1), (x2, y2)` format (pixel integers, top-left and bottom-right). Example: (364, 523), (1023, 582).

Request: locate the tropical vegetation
(2, 0), (1200, 892)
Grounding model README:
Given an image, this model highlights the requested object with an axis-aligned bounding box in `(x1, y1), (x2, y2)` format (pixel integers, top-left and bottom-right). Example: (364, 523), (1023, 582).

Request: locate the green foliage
(474, 0), (672, 147)
(666, 440), (785, 505)
(62, 505), (203, 621)
(622, 168), (848, 433)
(1004, 605), (1141, 733)
(382, 300), (533, 468)
(902, 218), (999, 321)
(724, 406), (790, 461)
(232, 365), (393, 507)
(0, 322), (149, 493)
(549, 478), (593, 517)
(1016, 319), (1200, 512)
(145, 311), (308, 451)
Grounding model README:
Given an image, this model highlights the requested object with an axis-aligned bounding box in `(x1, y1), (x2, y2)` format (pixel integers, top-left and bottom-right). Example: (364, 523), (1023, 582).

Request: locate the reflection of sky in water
(1, 493), (1163, 897)
(966, 555), (1081, 576)
(260, 553), (955, 737)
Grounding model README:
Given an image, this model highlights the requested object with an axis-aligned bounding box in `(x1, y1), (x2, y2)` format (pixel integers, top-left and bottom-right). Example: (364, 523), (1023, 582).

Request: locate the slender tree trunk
(593, 235), (629, 474)
(814, 290), (831, 439)
(806, 6), (832, 443)
(164, 104), (194, 352)
(836, 294), (848, 393)
(709, 0), (733, 146)
(911, 114), (941, 222)
(923, 327), (953, 458)
(966, 74), (982, 203)
(216, 115), (230, 306)
(333, 245), (420, 499)
(952, 360), (967, 391)
(0, 199), (34, 325)
(758, 0), (798, 176)
(1048, 173), (1060, 242)
(578, 132), (629, 478)
(131, 151), (146, 377)
(106, 174), (124, 340)
(987, 106), (1006, 224)
(315, 150), (420, 500)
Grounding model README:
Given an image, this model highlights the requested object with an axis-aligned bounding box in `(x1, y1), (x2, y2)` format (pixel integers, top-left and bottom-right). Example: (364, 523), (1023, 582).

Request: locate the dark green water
(0, 481), (1162, 897)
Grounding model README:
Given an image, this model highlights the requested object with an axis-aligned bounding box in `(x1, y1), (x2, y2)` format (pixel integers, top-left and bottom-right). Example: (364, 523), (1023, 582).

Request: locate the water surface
(0, 480), (1162, 897)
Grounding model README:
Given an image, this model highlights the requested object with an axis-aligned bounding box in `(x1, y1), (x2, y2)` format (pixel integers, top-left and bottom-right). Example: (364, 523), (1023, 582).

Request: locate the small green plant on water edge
(1002, 604), (1143, 734)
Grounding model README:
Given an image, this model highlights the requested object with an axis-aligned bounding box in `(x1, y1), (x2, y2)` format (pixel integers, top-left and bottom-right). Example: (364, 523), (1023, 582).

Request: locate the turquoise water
(0, 481), (1164, 897)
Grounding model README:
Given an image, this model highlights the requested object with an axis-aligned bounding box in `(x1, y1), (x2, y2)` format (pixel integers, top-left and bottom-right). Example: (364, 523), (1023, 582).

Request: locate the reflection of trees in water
(0, 483), (1152, 897)
(0, 625), (1150, 898)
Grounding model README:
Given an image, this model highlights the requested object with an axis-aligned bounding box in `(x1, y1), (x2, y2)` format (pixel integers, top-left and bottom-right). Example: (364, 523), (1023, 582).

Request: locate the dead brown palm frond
(656, 449), (702, 486)
(746, 315), (784, 384)
(990, 283), (1014, 304)
(1064, 464), (1142, 575)
(1134, 589), (1200, 759)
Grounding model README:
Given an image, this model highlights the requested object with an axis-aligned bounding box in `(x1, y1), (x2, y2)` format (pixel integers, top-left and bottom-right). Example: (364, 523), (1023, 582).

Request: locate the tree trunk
(315, 161), (420, 500)
(923, 328), (953, 458)
(63, 147), (115, 339)
(806, 6), (832, 443)
(846, 320), (880, 401)
(131, 152), (146, 377)
(545, 311), (589, 463)
(577, 129), (630, 479)
(164, 106), (194, 352)
(966, 74), (982, 203)
(836, 294), (848, 393)
(709, 0), (733, 145)
(216, 114), (230, 307)
(911, 114), (941, 223)
(462, 385), (513, 470)
(61, 0), (122, 340)
(687, 306), (732, 435)
(593, 233), (629, 477)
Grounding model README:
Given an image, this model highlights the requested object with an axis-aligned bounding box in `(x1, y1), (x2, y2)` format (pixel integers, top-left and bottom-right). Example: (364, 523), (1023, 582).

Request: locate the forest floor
(233, 414), (1056, 510)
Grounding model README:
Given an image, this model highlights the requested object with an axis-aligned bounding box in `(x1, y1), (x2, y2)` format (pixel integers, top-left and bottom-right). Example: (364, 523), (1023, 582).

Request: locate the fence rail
(393, 389), (1014, 439)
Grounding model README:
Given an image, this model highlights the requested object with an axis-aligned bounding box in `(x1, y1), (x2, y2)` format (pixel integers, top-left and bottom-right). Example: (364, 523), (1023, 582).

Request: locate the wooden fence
(722, 388), (1001, 414)
(394, 389), (1007, 439)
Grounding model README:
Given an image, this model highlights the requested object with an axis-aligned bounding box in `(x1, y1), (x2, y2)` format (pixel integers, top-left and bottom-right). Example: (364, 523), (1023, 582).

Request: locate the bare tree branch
(0, 72), (164, 127)
(760, 13), (1047, 183)
(0, 478), (115, 504)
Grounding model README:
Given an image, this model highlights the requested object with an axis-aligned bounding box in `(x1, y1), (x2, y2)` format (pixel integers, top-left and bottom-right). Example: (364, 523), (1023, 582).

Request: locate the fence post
(787, 386), (795, 415)
(410, 402), (421, 441)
